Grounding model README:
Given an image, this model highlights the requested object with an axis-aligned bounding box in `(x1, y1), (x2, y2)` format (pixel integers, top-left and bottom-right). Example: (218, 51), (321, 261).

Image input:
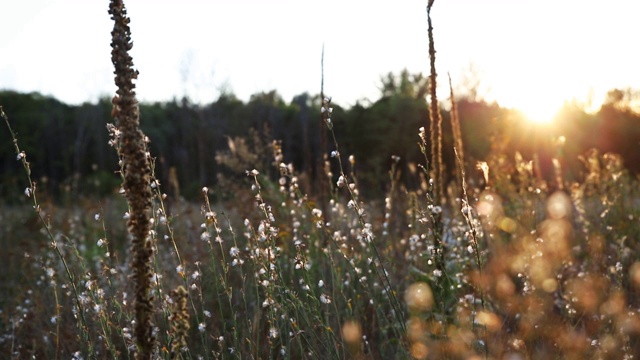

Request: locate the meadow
(2, 0), (640, 359)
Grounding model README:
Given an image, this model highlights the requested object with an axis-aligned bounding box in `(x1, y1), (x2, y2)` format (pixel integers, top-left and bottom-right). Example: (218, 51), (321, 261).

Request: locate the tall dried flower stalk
(448, 73), (465, 194)
(427, 0), (444, 205)
(108, 0), (155, 358)
(319, 44), (329, 222)
(169, 286), (190, 359)
(426, 0), (446, 275)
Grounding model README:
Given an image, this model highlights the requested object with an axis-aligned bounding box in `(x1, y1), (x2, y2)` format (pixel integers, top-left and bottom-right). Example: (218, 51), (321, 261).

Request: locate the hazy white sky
(1, 0), (639, 120)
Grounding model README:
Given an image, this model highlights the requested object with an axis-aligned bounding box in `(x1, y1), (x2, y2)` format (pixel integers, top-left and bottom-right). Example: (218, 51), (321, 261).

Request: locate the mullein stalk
(169, 286), (190, 359)
(108, 1), (155, 358)
(427, 0), (444, 205)
(426, 0), (446, 274)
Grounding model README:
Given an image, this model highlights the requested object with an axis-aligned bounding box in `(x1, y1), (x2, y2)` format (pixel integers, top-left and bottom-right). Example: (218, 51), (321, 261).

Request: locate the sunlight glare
(517, 100), (562, 125)
(496, 87), (564, 125)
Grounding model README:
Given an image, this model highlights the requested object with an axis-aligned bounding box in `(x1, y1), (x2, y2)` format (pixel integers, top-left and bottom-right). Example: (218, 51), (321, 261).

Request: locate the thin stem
(1, 106), (93, 351)
(321, 98), (407, 335)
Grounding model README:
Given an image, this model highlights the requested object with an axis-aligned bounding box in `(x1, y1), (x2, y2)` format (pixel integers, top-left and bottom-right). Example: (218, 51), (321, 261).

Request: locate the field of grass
(2, 0), (640, 359)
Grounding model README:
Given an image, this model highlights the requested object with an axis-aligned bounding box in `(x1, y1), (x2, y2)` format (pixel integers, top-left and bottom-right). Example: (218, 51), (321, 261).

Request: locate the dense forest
(1, 70), (639, 203)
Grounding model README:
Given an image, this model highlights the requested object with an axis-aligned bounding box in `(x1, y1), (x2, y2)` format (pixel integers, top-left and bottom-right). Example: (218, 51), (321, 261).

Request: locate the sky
(1, 0), (639, 122)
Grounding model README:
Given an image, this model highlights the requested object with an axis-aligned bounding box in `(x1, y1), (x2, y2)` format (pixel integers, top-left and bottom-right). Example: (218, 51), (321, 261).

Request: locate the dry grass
(2, 1), (640, 359)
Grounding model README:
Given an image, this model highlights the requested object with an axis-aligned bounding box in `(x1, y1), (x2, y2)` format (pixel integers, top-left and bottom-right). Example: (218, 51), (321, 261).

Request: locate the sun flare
(497, 89), (565, 125)
(516, 101), (561, 125)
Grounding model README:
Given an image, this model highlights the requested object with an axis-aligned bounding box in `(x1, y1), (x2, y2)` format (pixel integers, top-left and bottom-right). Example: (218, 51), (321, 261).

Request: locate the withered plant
(108, 0), (155, 358)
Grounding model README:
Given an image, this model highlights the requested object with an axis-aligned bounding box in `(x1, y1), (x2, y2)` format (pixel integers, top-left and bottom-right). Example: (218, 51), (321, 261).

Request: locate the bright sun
(497, 89), (565, 125)
(517, 101), (561, 125)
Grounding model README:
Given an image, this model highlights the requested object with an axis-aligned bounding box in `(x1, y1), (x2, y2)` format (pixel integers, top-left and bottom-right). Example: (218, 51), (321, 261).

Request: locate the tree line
(1, 70), (639, 203)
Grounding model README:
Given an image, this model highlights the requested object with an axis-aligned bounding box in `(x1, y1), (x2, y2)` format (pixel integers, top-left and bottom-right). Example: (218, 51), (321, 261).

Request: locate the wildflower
(24, 187), (31, 197)
(202, 186), (209, 193)
(97, 239), (105, 247)
(269, 327), (279, 338)
(231, 259), (243, 266)
(246, 169), (259, 176)
(94, 213), (101, 221)
(198, 323), (205, 333)
(318, 280), (325, 288)
(16, 151), (25, 160)
(331, 150), (338, 158)
(229, 247), (240, 257)
(419, 127), (427, 142)
(320, 294), (332, 304)
(337, 176), (346, 188)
